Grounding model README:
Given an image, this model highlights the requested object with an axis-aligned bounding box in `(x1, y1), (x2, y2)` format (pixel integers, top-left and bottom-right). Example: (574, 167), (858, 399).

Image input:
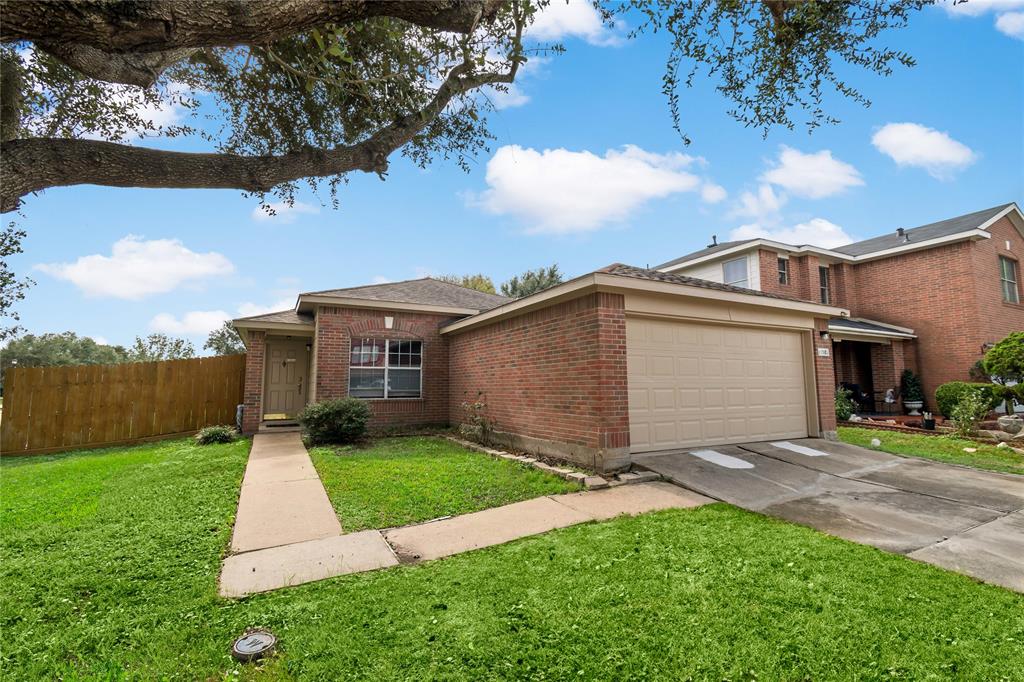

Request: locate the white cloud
(251, 201), (320, 223)
(89, 336), (110, 346)
(472, 144), (702, 233)
(940, 0), (1024, 39)
(150, 310), (230, 336)
(700, 182), (727, 204)
(730, 184), (787, 221)
(995, 11), (1024, 36)
(371, 276), (392, 284)
(528, 0), (623, 46)
(760, 146), (864, 199)
(36, 235), (233, 300)
(236, 295), (297, 318)
(871, 122), (977, 179)
(730, 218), (855, 249)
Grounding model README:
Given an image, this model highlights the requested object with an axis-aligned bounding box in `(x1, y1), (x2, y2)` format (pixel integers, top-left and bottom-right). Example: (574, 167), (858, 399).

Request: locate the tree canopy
(501, 264), (563, 298)
(204, 321), (246, 356)
(0, 331), (127, 383)
(437, 273), (498, 294)
(983, 332), (1024, 385)
(127, 334), (196, 362)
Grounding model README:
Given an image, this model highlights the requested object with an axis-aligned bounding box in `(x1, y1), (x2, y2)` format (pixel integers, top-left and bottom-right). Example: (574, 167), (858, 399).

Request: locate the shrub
(195, 425), (237, 445)
(950, 388), (990, 438)
(298, 398), (371, 445)
(900, 369), (924, 402)
(934, 381), (999, 418)
(458, 396), (493, 445)
(835, 387), (857, 421)
(983, 331), (1024, 384)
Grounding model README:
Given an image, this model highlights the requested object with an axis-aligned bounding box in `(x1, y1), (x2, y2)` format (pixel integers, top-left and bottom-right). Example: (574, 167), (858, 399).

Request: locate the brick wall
(970, 215), (1024, 351)
(447, 292), (630, 470)
(759, 250), (818, 301)
(241, 330), (265, 433)
(813, 319), (838, 435)
(314, 307), (457, 428)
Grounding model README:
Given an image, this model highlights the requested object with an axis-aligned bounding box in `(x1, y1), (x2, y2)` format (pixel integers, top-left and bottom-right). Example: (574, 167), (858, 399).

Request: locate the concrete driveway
(634, 439), (1024, 592)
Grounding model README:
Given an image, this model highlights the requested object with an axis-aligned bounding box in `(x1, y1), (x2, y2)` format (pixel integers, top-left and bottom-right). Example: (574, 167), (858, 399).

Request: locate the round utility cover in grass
(232, 630), (277, 662)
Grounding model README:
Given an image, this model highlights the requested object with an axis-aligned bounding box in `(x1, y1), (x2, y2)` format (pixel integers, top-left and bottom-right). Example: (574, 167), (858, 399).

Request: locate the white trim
(349, 338), (423, 399)
(847, 317), (915, 334)
(297, 294), (480, 316)
(440, 272), (846, 335)
(233, 321), (314, 335)
(828, 324), (916, 340)
(659, 227), (1001, 273)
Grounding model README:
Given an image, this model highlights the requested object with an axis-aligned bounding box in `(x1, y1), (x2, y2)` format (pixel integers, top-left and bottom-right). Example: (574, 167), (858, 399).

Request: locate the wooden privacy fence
(1, 354), (246, 456)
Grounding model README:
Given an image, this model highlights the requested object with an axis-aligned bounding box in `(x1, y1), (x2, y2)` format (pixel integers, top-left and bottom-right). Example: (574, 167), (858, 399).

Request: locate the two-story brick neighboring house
(655, 202), (1024, 411)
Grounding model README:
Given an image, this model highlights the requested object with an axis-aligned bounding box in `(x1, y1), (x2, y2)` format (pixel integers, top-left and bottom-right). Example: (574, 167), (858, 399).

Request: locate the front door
(263, 339), (308, 420)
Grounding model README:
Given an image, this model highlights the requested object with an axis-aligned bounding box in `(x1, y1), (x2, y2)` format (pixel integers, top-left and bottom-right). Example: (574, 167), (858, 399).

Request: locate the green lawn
(308, 436), (577, 531)
(839, 426), (1024, 475)
(3, 439), (1024, 680)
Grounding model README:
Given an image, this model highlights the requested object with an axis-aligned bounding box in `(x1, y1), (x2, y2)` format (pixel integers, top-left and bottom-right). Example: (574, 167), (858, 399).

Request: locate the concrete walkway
(220, 434), (711, 597)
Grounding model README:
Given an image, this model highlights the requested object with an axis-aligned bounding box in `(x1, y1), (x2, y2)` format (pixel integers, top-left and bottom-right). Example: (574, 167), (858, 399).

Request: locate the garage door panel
(628, 318), (809, 453)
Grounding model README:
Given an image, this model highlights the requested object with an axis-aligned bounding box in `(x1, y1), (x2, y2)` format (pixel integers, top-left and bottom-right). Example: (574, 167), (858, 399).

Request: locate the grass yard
(3, 439), (1024, 680)
(308, 436), (578, 531)
(839, 426), (1024, 475)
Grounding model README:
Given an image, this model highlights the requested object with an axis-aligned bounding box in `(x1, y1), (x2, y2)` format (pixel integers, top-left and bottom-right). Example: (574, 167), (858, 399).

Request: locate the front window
(723, 257), (748, 287)
(819, 265), (831, 304)
(1001, 256), (1020, 304)
(778, 258), (789, 285)
(349, 338), (422, 399)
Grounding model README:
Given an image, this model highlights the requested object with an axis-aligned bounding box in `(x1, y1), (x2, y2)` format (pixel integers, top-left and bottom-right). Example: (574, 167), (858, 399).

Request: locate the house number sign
(816, 347), (830, 357)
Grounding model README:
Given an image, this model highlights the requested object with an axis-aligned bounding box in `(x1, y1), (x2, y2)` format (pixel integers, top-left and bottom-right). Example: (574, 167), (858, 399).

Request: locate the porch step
(258, 421), (301, 433)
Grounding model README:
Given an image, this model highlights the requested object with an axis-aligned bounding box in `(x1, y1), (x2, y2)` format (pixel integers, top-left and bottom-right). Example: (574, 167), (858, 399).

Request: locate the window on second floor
(819, 265), (831, 304)
(778, 258), (789, 285)
(723, 257), (748, 288)
(1001, 256), (1020, 304)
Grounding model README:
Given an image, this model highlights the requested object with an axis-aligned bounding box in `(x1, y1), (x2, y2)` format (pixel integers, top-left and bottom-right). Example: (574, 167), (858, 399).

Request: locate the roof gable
(301, 277), (510, 311)
(654, 239), (756, 270)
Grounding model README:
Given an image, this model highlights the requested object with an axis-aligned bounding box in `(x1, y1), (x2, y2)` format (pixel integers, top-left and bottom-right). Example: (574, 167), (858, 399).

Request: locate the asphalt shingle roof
(599, 263), (805, 303)
(828, 317), (914, 336)
(302, 278), (510, 311)
(831, 203), (1014, 256)
(653, 239), (756, 270)
(234, 309), (313, 326)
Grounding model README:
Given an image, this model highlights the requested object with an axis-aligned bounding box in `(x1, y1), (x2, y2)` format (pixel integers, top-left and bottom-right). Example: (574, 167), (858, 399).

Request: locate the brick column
(594, 292), (630, 462)
(813, 320), (837, 438)
(315, 306), (350, 400)
(869, 340), (906, 406)
(241, 330), (265, 433)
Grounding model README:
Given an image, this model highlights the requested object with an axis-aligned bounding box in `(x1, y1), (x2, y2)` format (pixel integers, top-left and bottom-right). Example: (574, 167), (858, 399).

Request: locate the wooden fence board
(1, 354), (246, 456)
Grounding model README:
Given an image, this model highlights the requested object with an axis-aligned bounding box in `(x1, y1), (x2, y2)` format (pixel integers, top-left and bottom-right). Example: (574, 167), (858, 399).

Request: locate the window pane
(778, 258), (788, 284)
(723, 258), (748, 286)
(349, 368), (385, 398)
(387, 368), (421, 398)
(351, 339), (384, 367)
(388, 340), (422, 367)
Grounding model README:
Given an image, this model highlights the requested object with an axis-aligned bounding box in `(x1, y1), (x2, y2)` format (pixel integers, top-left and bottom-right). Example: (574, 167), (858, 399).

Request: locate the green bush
(950, 389), (990, 438)
(934, 381), (999, 418)
(298, 398), (371, 445)
(835, 387), (857, 421)
(195, 425), (237, 445)
(982, 331), (1024, 384)
(900, 369), (924, 402)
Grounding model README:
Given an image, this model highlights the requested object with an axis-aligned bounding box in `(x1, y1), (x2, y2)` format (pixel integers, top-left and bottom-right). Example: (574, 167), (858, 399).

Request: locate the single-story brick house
(234, 202), (1023, 471)
(655, 202), (1024, 413)
(234, 265), (845, 471)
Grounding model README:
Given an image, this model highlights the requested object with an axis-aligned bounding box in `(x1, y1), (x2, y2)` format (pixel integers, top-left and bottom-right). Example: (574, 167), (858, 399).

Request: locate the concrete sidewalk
(220, 445), (711, 597)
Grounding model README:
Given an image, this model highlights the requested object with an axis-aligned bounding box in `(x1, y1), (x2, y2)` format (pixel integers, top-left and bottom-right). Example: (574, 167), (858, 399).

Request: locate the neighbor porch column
(814, 319), (838, 439)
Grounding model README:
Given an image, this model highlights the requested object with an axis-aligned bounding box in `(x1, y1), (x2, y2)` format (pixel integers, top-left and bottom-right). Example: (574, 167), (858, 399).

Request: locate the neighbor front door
(263, 339), (308, 420)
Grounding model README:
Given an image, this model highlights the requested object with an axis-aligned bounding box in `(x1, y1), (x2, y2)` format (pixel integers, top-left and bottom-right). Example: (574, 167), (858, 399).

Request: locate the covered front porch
(829, 317), (918, 415)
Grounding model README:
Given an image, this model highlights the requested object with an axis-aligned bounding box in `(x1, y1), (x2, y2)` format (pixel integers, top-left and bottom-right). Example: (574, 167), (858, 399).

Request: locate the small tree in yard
(204, 321), (245, 356)
(835, 387), (856, 422)
(950, 389), (990, 439)
(982, 332), (1024, 413)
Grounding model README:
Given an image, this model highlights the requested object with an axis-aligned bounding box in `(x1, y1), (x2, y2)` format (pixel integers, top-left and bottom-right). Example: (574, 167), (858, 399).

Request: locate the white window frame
(778, 257), (789, 285)
(722, 257), (749, 287)
(349, 338), (423, 399)
(819, 265), (831, 304)
(1001, 256), (1020, 304)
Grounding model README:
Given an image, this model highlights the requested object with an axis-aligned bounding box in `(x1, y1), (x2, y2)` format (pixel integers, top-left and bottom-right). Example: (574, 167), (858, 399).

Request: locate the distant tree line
(437, 264), (564, 299)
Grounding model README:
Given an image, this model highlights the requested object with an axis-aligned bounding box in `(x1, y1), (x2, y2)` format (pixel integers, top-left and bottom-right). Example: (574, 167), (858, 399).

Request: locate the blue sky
(9, 1), (1024, 349)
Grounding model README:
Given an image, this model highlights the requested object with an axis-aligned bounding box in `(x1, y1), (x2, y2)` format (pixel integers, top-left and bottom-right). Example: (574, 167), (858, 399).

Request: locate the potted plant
(901, 369), (924, 416)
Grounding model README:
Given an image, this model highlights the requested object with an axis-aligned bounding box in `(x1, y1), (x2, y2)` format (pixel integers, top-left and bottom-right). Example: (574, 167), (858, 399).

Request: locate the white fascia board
(977, 203), (1024, 239)
(440, 274), (599, 334)
(828, 324), (916, 340)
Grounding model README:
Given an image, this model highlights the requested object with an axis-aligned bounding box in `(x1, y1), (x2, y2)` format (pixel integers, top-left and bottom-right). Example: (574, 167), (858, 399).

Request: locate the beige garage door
(627, 318), (809, 453)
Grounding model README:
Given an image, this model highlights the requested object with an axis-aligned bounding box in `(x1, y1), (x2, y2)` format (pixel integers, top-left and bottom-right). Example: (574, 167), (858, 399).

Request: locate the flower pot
(923, 417), (935, 430)
(903, 400), (923, 416)
(997, 415), (1023, 435)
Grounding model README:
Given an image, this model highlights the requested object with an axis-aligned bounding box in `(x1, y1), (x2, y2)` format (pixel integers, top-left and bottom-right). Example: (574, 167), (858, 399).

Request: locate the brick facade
(757, 215), (1024, 408)
(314, 306), (456, 429)
(241, 330), (266, 433)
(447, 292), (631, 471)
(813, 319), (838, 436)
